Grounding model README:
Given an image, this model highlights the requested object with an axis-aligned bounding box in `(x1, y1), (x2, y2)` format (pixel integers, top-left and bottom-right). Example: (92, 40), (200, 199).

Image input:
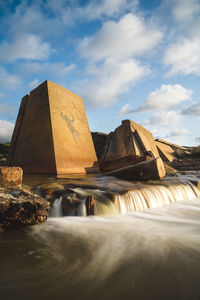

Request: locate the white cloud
(118, 84), (192, 114)
(0, 66), (22, 90)
(0, 34), (51, 63)
(182, 102), (200, 116)
(118, 104), (131, 116)
(171, 0), (200, 31)
(76, 58), (149, 108)
(57, 0), (138, 24)
(22, 62), (75, 77)
(0, 120), (14, 143)
(78, 13), (163, 61)
(164, 38), (200, 76)
(76, 12), (162, 108)
(143, 111), (189, 143)
(28, 79), (40, 90)
(144, 84), (192, 110)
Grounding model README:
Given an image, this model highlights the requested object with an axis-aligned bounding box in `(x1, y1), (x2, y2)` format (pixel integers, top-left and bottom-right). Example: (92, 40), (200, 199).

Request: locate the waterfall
(114, 182), (200, 214)
(51, 197), (63, 217)
(49, 182), (200, 217)
(77, 200), (87, 216)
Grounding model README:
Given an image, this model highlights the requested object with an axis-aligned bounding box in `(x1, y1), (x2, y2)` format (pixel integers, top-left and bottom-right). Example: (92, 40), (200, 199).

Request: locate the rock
(0, 187), (50, 232)
(8, 80), (98, 174)
(104, 157), (166, 181)
(91, 132), (107, 161)
(100, 120), (160, 172)
(56, 190), (84, 216)
(32, 183), (65, 200)
(0, 166), (23, 188)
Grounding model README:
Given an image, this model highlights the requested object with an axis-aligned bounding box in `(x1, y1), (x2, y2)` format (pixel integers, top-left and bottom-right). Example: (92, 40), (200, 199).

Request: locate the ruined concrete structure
(101, 120), (159, 164)
(155, 140), (176, 163)
(8, 80), (98, 174)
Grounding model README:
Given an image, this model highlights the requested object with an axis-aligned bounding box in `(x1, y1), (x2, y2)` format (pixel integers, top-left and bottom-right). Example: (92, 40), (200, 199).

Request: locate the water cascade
(49, 181), (200, 217)
(114, 182), (200, 214)
(51, 197), (63, 217)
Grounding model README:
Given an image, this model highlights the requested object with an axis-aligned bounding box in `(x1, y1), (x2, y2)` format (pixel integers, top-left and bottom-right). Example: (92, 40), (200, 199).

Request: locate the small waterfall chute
(51, 197), (63, 217)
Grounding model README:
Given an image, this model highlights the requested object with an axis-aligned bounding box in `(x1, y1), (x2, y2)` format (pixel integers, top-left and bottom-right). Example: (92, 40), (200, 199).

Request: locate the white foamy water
(51, 197), (63, 217)
(1, 176), (200, 300)
(0, 197), (200, 300)
(114, 182), (200, 214)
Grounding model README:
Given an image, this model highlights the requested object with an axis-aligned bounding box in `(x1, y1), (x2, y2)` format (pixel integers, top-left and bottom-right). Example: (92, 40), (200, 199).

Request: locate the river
(0, 172), (200, 300)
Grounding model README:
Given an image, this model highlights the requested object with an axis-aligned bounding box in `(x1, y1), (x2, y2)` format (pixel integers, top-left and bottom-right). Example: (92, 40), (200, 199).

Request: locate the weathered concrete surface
(0, 167), (23, 188)
(155, 141), (176, 163)
(104, 157), (166, 181)
(155, 139), (189, 151)
(101, 120), (159, 171)
(0, 188), (50, 232)
(100, 155), (152, 172)
(8, 80), (98, 174)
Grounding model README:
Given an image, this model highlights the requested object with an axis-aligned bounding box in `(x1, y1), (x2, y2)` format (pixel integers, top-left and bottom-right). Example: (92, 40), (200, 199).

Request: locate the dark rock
(0, 187), (50, 232)
(91, 132), (108, 161)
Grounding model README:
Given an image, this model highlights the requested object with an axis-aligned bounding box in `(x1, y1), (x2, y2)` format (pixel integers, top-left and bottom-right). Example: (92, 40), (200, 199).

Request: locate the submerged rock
(0, 187), (50, 232)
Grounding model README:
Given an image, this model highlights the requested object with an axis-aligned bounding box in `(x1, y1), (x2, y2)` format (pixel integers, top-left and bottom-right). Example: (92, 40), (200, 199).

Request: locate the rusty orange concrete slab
(8, 80), (98, 174)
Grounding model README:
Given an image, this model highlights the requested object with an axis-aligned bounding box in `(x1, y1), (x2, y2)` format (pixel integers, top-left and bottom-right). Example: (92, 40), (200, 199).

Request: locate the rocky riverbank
(0, 167), (50, 232)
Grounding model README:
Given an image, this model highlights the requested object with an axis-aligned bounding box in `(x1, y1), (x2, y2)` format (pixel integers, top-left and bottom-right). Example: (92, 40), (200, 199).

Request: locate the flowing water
(0, 173), (200, 300)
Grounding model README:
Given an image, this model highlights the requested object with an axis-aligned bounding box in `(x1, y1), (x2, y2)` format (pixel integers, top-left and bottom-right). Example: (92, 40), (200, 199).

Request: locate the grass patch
(0, 143), (10, 163)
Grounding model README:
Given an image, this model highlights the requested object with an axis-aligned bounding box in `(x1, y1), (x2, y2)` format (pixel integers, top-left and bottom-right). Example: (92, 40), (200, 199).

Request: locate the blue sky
(0, 0), (200, 146)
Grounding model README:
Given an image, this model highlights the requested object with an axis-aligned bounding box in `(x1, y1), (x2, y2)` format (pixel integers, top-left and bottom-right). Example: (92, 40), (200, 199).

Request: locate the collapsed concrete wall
(100, 120), (166, 179)
(155, 139), (191, 163)
(8, 80), (98, 174)
(101, 120), (159, 170)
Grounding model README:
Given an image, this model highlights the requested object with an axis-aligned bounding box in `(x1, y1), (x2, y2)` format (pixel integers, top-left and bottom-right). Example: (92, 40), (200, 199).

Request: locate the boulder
(0, 166), (23, 188)
(0, 187), (50, 232)
(104, 157), (166, 181)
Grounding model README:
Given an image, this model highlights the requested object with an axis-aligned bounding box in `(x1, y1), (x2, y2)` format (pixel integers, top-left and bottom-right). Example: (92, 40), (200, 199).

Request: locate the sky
(0, 0), (200, 146)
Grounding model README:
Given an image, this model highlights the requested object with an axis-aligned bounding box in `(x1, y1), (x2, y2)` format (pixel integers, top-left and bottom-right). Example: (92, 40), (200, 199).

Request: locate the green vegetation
(190, 146), (200, 158)
(0, 143), (10, 164)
